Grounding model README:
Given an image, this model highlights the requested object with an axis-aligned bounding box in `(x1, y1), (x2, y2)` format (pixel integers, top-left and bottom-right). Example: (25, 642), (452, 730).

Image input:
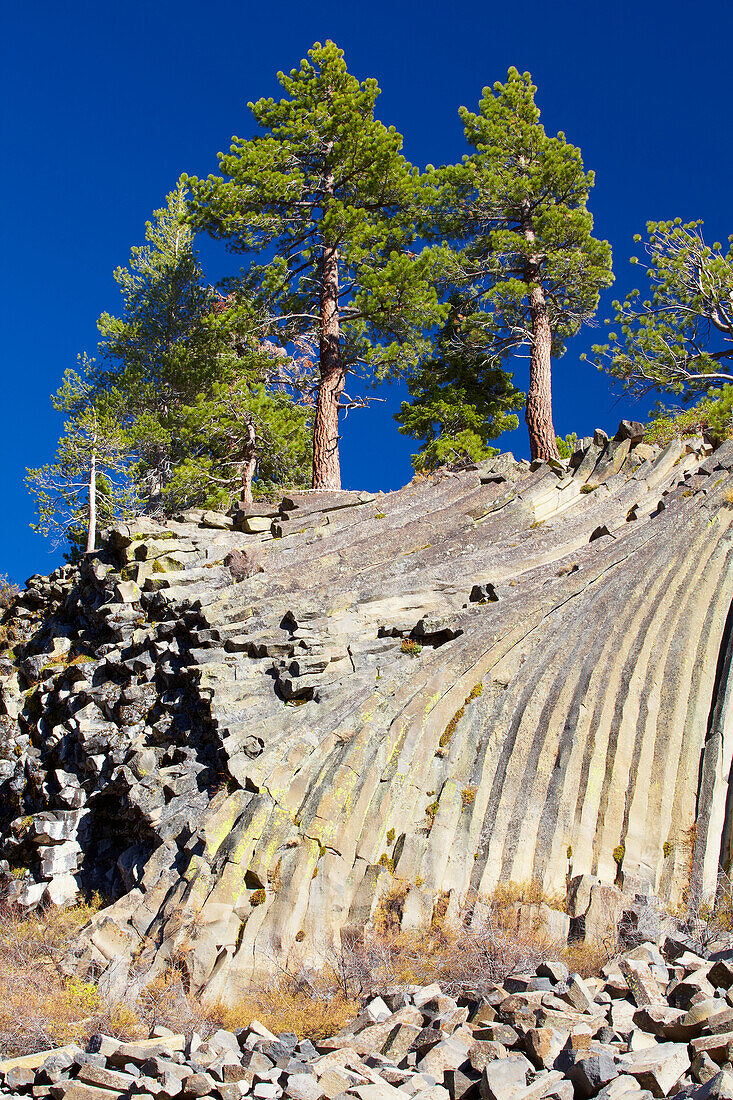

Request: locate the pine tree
(95, 184), (311, 512)
(26, 358), (136, 555)
(187, 40), (445, 490)
(95, 180), (224, 508)
(162, 374), (312, 512)
(434, 68), (613, 460)
(396, 303), (524, 470)
(592, 219), (733, 396)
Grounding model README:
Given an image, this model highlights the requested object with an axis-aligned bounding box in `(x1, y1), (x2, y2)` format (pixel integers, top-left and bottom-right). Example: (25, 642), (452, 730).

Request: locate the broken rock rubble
(4, 936), (733, 1100)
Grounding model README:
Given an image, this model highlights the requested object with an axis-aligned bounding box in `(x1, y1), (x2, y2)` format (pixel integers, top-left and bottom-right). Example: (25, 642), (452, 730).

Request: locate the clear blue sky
(2, 0), (731, 584)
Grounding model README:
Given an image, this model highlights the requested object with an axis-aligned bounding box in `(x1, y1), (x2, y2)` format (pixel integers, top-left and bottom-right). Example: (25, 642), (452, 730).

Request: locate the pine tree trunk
(523, 211), (560, 462)
(526, 284), (560, 461)
(86, 451), (97, 554)
(241, 421), (257, 504)
(312, 160), (344, 491)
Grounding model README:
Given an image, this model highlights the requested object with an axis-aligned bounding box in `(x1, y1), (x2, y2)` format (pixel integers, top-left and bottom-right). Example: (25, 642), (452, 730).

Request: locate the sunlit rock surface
(2, 426), (733, 1002)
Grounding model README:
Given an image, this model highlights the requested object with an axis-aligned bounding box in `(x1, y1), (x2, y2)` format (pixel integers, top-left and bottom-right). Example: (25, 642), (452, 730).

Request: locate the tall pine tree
(430, 68), (613, 460)
(187, 40), (445, 490)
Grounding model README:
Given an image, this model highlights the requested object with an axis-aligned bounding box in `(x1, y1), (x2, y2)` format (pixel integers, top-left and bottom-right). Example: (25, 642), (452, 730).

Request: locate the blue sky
(2, 0), (731, 583)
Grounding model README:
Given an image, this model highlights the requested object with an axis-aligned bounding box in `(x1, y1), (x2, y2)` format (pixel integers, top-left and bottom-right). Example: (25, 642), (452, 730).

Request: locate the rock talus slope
(2, 427), (733, 1001)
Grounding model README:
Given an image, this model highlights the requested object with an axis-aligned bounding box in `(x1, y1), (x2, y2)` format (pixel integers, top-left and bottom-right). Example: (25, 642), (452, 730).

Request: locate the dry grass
(0, 892), (231, 1056)
(329, 883), (571, 999)
(216, 968), (359, 1041)
(0, 892), (109, 1055)
(14, 870), (733, 1056)
(564, 938), (613, 979)
(490, 879), (567, 914)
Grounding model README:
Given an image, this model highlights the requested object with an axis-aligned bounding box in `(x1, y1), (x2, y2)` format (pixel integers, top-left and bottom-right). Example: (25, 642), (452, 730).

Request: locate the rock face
(1, 428), (733, 1001)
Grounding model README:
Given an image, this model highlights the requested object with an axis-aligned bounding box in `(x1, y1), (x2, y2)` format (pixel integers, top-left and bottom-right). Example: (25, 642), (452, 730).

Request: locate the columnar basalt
(1, 425), (733, 1003)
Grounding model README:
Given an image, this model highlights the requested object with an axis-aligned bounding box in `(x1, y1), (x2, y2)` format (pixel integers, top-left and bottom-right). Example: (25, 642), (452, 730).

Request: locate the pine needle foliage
(592, 219), (733, 398)
(187, 40), (446, 490)
(420, 68), (612, 462)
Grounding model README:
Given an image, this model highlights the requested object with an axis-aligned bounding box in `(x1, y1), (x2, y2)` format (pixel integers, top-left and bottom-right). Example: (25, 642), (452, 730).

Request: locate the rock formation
(2, 424), (733, 1003)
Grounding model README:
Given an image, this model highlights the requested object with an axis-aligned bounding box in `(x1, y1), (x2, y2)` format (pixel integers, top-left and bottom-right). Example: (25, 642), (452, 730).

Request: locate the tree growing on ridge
(187, 40), (445, 490)
(95, 181), (226, 510)
(95, 184), (310, 512)
(592, 219), (733, 397)
(426, 68), (613, 461)
(396, 308), (524, 470)
(26, 359), (136, 555)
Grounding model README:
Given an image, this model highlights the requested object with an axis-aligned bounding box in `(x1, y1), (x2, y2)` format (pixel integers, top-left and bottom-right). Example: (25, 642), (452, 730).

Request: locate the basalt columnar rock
(2, 426), (733, 1002)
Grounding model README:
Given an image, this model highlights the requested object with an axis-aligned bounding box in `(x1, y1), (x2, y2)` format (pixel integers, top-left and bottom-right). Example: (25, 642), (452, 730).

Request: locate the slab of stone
(623, 1042), (690, 1096)
(480, 1059), (528, 1100)
(0, 1047), (81, 1074)
(284, 1075), (325, 1100)
(569, 1055), (619, 1099)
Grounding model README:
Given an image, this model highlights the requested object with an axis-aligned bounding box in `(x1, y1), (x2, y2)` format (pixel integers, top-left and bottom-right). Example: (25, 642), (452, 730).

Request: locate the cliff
(2, 423), (732, 1003)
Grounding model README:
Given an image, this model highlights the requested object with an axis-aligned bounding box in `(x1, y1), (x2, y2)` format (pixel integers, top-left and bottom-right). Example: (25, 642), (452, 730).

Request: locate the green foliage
(26, 358), (137, 554)
(187, 41), (446, 484)
(401, 638), (423, 657)
(93, 183), (311, 514)
(159, 374), (311, 513)
(592, 220), (733, 396)
(644, 387), (733, 447)
(439, 682), (483, 752)
(416, 68), (612, 458)
(556, 432), (579, 459)
(396, 330), (523, 470)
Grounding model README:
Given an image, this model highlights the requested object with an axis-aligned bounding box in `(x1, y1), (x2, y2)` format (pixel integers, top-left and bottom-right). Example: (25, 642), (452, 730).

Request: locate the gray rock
(480, 1059), (528, 1100)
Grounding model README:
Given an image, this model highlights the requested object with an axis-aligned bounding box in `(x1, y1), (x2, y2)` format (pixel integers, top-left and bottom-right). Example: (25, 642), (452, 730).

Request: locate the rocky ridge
(5, 934), (733, 1100)
(2, 423), (733, 1001)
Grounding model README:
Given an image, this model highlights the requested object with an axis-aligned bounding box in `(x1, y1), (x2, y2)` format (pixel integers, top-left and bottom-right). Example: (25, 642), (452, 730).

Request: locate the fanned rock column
(2, 427), (733, 1004)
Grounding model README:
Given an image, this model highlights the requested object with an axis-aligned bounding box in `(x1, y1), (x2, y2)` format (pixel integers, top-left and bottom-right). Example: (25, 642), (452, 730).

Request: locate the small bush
(0, 575), (19, 610)
(438, 683), (483, 752)
(564, 938), (612, 979)
(556, 432), (579, 460)
(401, 638), (422, 657)
(216, 979), (358, 1041)
(461, 786), (477, 808)
(490, 880), (567, 914)
(645, 388), (733, 448)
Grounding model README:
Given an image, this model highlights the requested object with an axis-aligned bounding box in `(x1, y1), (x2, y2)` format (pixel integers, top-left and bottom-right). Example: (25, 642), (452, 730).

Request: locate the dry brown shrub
(564, 938), (613, 978)
(215, 988), (357, 1041)
(0, 891), (232, 1056)
(0, 575), (19, 611)
(330, 891), (567, 1000)
(211, 958), (359, 1041)
(0, 892), (107, 1055)
(489, 880), (567, 914)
